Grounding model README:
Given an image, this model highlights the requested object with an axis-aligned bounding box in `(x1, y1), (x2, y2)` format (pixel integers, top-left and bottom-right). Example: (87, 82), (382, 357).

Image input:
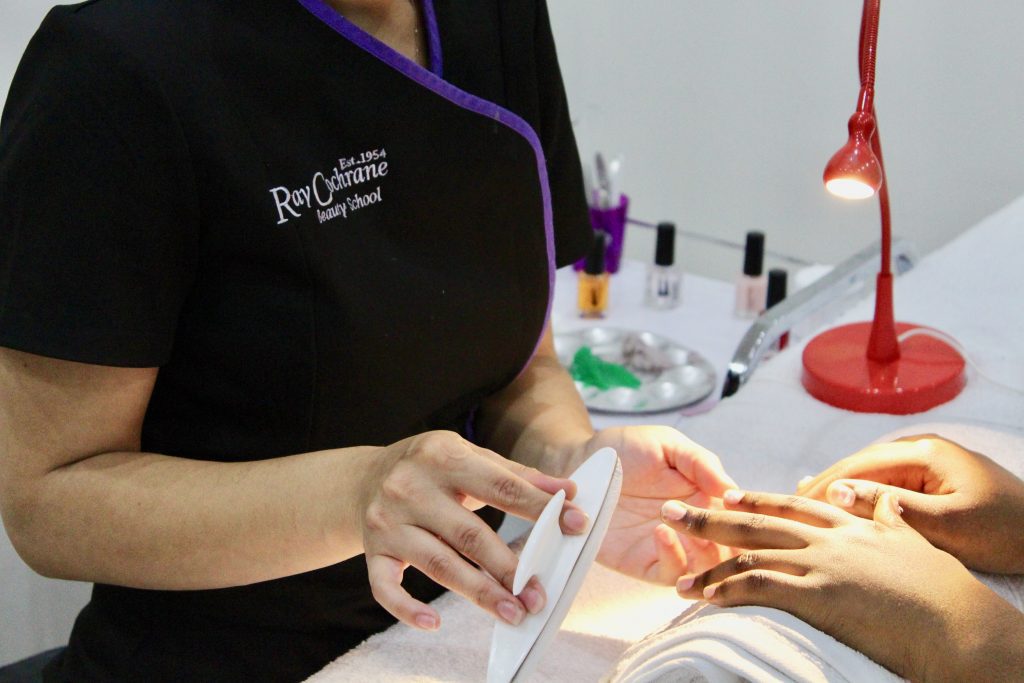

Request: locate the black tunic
(0, 0), (591, 680)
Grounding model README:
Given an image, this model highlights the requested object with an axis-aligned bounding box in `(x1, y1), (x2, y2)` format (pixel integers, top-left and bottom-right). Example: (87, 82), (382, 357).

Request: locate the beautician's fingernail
(662, 500), (687, 521)
(519, 587), (545, 614)
(829, 483), (856, 508)
(563, 508), (589, 533)
(723, 489), (744, 505)
(415, 614), (439, 630)
(497, 600), (523, 625)
(797, 475), (814, 488)
(677, 575), (695, 592)
(703, 584), (718, 600)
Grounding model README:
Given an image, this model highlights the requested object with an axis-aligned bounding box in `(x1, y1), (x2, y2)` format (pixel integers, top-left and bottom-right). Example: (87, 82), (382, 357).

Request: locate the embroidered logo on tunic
(269, 148), (389, 225)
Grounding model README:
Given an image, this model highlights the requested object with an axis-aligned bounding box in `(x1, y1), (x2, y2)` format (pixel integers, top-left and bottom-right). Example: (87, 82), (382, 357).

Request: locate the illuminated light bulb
(825, 177), (876, 199)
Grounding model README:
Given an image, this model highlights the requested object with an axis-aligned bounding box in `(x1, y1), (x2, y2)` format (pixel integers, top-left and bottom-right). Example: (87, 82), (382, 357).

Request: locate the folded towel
(605, 569), (1024, 683)
(605, 603), (902, 683)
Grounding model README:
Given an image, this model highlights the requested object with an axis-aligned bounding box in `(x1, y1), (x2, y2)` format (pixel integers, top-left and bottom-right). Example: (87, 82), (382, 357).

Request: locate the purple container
(574, 193), (629, 274)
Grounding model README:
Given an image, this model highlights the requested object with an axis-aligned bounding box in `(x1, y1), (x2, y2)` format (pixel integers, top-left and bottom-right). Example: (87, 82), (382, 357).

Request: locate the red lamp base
(802, 321), (966, 414)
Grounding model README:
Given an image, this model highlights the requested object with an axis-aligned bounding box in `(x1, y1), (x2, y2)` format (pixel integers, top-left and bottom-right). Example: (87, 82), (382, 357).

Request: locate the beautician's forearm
(4, 446), (374, 590)
(0, 347), (377, 590)
(476, 325), (594, 477)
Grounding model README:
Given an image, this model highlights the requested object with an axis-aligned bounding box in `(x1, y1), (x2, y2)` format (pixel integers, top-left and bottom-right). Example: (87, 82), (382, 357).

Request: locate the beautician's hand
(582, 426), (738, 584)
(796, 434), (1024, 573)
(357, 430), (586, 631)
(664, 490), (1024, 682)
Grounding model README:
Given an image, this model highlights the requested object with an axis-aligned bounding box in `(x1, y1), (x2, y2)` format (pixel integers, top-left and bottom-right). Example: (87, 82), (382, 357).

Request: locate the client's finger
(721, 489), (849, 528)
(826, 479), (944, 528)
(701, 569), (806, 609)
(676, 548), (806, 600)
(661, 500), (812, 550)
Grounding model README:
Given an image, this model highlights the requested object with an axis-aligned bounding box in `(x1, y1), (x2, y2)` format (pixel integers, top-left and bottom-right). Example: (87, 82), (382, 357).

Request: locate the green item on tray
(570, 346), (642, 391)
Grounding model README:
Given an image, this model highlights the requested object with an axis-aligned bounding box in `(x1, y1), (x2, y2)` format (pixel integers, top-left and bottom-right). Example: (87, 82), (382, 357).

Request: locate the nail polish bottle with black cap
(766, 268), (789, 354)
(578, 230), (609, 318)
(645, 221), (681, 309)
(734, 230), (767, 318)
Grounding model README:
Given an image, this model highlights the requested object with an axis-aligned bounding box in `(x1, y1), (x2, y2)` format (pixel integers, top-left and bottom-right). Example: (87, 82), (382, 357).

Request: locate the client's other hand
(796, 434), (1024, 573)
(662, 491), (1024, 682)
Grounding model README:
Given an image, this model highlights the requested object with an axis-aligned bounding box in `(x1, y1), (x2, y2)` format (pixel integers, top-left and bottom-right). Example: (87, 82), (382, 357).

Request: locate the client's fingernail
(677, 575), (695, 592)
(519, 587), (545, 614)
(415, 613), (439, 630)
(722, 489), (744, 505)
(890, 494), (903, 516)
(703, 584), (718, 600)
(829, 483), (856, 508)
(563, 508), (589, 533)
(662, 500), (687, 521)
(797, 475), (814, 488)
(497, 600), (523, 625)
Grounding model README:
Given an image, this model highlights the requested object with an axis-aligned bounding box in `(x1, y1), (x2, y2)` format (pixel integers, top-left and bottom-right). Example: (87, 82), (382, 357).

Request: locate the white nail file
(487, 447), (623, 683)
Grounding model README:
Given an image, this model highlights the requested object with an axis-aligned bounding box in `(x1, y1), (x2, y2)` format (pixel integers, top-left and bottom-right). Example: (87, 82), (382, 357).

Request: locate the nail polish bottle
(578, 230), (609, 318)
(734, 230), (767, 318)
(645, 222), (681, 309)
(766, 268), (789, 354)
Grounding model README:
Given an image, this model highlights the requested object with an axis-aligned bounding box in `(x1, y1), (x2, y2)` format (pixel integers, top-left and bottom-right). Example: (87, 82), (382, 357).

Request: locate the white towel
(604, 571), (1024, 683)
(605, 603), (902, 683)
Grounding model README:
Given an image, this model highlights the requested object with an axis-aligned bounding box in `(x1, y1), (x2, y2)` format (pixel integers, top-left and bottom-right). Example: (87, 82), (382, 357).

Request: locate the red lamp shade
(823, 111), (883, 199)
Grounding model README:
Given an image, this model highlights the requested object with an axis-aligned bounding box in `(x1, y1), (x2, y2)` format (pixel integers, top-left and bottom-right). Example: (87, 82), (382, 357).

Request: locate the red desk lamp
(801, 0), (966, 413)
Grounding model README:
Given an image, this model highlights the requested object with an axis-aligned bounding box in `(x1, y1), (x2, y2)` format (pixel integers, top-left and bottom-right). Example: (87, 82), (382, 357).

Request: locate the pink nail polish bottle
(734, 231), (767, 319)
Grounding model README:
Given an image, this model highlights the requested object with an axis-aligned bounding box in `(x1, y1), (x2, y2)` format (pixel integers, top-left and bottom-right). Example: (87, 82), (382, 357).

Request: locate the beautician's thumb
(872, 491), (908, 528)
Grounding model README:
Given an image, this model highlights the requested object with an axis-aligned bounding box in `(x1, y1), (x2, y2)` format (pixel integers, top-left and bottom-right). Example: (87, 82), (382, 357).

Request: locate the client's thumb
(872, 491), (908, 528)
(827, 479), (931, 522)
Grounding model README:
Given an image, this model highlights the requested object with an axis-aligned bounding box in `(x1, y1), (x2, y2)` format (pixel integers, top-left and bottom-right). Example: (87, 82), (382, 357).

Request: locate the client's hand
(358, 430), (585, 631)
(796, 434), (1024, 573)
(582, 426), (738, 584)
(662, 490), (1024, 682)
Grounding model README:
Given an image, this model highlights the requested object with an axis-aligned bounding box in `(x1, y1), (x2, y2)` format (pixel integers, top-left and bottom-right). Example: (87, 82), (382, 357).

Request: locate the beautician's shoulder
(37, 0), (226, 62)
(4, 1), (217, 128)
(8, 0), (245, 124)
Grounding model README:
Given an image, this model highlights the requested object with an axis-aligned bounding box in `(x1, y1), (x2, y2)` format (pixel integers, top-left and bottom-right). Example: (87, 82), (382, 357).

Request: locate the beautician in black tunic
(0, 1), (736, 680)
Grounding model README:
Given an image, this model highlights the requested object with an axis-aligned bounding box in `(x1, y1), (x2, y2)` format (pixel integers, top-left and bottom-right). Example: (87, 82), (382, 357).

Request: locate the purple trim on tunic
(421, 0), (444, 77)
(295, 0), (559, 391)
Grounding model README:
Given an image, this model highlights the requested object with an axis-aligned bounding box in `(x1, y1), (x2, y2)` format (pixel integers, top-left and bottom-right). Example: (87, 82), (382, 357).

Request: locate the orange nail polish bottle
(578, 230), (609, 318)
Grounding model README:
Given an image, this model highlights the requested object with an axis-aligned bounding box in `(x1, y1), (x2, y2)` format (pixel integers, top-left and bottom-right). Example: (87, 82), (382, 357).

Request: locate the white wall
(2, 0), (1024, 667)
(548, 1), (1024, 279)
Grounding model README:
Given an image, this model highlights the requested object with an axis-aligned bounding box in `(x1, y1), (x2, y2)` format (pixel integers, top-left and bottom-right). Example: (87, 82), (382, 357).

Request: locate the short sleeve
(531, 0), (592, 268)
(0, 8), (199, 367)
